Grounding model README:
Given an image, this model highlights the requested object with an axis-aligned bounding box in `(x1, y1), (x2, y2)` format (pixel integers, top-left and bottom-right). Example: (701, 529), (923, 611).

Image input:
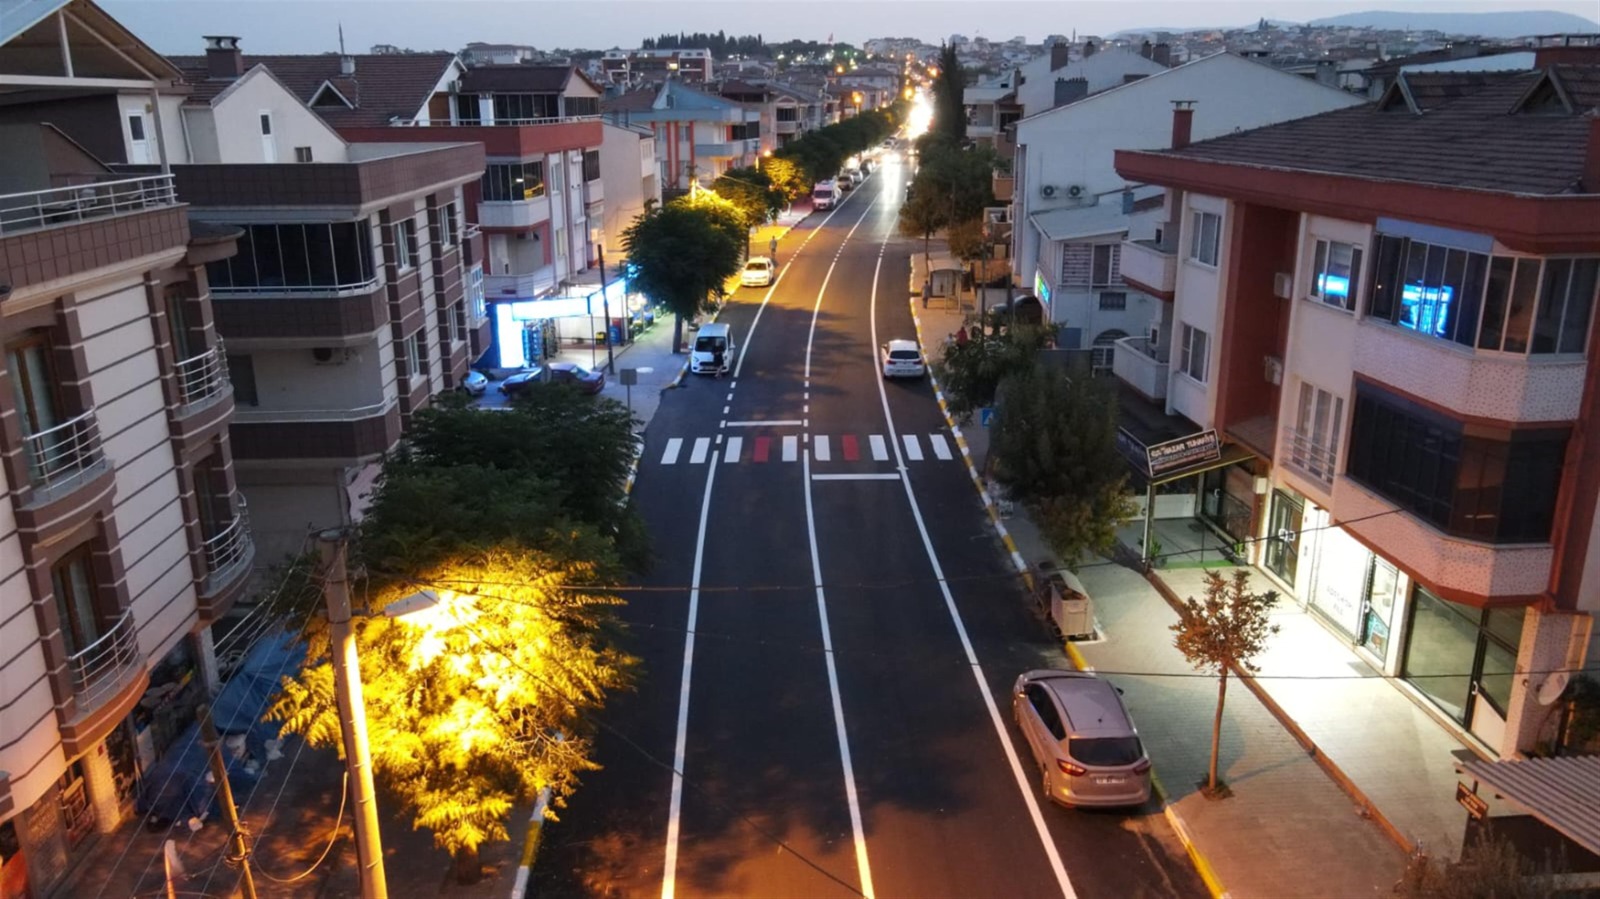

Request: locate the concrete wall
(1168, 193), (1228, 426)
(598, 123), (659, 254)
(193, 68), (347, 165)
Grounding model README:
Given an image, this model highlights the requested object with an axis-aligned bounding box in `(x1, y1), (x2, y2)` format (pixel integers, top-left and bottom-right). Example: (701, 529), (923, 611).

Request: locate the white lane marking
(802, 450), (877, 898)
(930, 434), (953, 460)
(722, 405), (730, 415)
(661, 450), (721, 899)
(867, 243), (1078, 899)
(814, 435), (831, 461)
(724, 436), (742, 463)
(725, 393), (734, 402)
(726, 419), (804, 428)
(812, 473), (901, 481)
(804, 404), (810, 414)
(660, 438), (683, 465)
(901, 434), (923, 461)
(804, 195), (879, 385)
(869, 434), (889, 461)
(783, 435), (798, 462)
(716, 434), (723, 445)
(689, 437), (710, 465)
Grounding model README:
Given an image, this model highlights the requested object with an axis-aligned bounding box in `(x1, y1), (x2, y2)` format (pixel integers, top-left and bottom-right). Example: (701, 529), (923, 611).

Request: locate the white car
(880, 339), (926, 378)
(741, 256), (774, 288)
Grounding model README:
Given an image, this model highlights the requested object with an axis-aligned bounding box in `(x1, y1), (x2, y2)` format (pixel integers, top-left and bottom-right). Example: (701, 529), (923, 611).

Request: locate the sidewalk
(908, 251), (1416, 898)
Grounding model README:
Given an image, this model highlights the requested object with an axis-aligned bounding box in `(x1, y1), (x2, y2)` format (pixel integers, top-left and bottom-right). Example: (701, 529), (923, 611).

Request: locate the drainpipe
(149, 87), (171, 173)
(57, 12), (73, 77)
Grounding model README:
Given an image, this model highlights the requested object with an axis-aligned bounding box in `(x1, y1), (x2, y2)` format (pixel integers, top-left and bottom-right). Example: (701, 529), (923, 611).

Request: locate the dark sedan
(498, 362), (605, 397)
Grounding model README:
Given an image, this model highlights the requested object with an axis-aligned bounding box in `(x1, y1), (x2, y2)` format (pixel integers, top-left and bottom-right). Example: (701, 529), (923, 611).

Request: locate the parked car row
(498, 361), (606, 397)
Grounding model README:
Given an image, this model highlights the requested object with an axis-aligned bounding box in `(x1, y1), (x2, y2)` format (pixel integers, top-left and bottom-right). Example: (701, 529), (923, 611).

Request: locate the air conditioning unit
(1039, 184), (1060, 199)
(1063, 183), (1088, 201)
(311, 347), (358, 365)
(1263, 355), (1284, 385)
(1272, 272), (1294, 299)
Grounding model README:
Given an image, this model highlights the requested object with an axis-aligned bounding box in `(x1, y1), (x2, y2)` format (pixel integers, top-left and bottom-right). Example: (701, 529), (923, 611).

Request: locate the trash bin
(1039, 562), (1094, 640)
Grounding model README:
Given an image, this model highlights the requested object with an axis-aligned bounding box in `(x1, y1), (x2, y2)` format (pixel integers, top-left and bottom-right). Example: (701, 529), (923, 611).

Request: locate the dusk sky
(101, 0), (1600, 55)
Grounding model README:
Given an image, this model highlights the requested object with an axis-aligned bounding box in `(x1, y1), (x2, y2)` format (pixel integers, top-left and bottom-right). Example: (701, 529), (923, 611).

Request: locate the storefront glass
(1358, 559), (1400, 660)
(1264, 489), (1303, 585)
(1401, 587), (1526, 726)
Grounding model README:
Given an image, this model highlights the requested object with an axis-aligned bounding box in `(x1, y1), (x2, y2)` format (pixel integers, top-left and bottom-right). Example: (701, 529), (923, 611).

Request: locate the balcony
(478, 196), (551, 230)
(1280, 427), (1338, 491)
(992, 171), (1014, 202)
(1112, 336), (1169, 401)
(20, 410), (109, 508)
(0, 174), (177, 236)
(485, 265), (557, 300)
(175, 346), (231, 414)
(230, 401), (402, 463)
(585, 179), (605, 207)
(775, 119), (800, 134)
(66, 610), (143, 712)
(461, 223), (483, 267)
(1120, 237), (1178, 299)
(202, 497), (254, 598)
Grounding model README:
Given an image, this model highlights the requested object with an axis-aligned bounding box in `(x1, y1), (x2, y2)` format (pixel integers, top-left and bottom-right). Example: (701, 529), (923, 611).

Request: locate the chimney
(203, 35), (244, 79)
(1171, 100), (1195, 150)
(340, 55), (356, 76)
(1083, 40), (1097, 59)
(1141, 40), (1153, 60)
(1585, 111), (1600, 194)
(1153, 42), (1172, 67)
(1050, 42), (1070, 71)
(1053, 76), (1088, 107)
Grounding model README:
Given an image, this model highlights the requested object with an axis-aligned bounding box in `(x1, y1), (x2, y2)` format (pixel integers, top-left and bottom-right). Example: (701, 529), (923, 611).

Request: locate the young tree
(946, 217), (988, 264)
(1169, 569), (1280, 796)
(898, 187), (949, 270)
(622, 199), (742, 354)
(988, 365), (1137, 565)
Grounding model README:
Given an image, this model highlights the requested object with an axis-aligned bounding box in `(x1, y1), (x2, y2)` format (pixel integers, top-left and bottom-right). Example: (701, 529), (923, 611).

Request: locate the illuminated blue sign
(1317, 273), (1350, 299)
(1400, 282), (1453, 338)
(1033, 270), (1052, 311)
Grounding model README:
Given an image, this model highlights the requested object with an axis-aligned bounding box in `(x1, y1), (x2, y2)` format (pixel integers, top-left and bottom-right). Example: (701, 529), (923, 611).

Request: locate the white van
(812, 181), (837, 210)
(690, 323), (735, 375)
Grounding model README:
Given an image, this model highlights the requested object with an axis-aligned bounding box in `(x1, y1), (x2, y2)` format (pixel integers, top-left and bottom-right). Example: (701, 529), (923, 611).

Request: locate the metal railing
(232, 400), (394, 424)
(400, 114), (602, 127)
(0, 174), (178, 235)
(66, 609), (142, 710)
(1281, 427), (1340, 487)
(175, 346), (230, 411)
(23, 409), (105, 496)
(203, 497), (253, 594)
(210, 276), (380, 298)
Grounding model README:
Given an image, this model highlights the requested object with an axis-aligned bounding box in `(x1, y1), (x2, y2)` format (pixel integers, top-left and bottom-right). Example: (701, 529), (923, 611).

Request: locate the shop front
(1401, 588), (1525, 750)
(488, 277), (655, 370)
(1118, 427), (1261, 566)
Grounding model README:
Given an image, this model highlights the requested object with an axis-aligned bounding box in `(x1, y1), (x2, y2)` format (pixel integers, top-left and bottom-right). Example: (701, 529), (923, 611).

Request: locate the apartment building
(0, 4), (253, 894)
(155, 38), (485, 561)
(600, 48), (714, 85)
(601, 81), (762, 189)
(1114, 59), (1600, 758)
(597, 120), (661, 260)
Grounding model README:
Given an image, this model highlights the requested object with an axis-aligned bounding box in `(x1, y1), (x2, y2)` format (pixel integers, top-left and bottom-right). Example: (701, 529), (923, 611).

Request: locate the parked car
(498, 362), (605, 397)
(835, 176), (854, 194)
(1012, 670), (1152, 809)
(741, 256), (775, 288)
(812, 180), (837, 209)
(498, 367), (544, 397)
(880, 339), (926, 378)
(459, 369), (489, 397)
(845, 167), (865, 186)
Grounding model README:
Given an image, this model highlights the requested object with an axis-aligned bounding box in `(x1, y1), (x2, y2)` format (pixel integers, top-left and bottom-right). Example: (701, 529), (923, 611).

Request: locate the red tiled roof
(168, 52), (455, 127)
(1152, 67), (1600, 196)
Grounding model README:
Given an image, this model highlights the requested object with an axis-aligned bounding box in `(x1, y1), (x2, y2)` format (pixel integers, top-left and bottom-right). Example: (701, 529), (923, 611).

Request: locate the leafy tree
(759, 155), (808, 202)
(988, 365), (1137, 566)
(898, 187), (948, 271)
(912, 137), (998, 223)
(932, 325), (1045, 424)
(932, 43), (967, 142)
(1170, 570), (1280, 796)
(622, 199), (743, 354)
(946, 217), (987, 263)
(710, 166), (783, 232)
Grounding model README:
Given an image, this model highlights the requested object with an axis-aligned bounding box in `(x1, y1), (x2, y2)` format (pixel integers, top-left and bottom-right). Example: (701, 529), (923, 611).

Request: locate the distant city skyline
(102, 0), (1600, 55)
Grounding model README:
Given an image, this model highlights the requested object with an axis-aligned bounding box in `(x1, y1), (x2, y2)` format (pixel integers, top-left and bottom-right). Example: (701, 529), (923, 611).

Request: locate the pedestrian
(712, 342), (725, 379)
(955, 326), (970, 347)
(769, 235), (778, 261)
(920, 279), (931, 309)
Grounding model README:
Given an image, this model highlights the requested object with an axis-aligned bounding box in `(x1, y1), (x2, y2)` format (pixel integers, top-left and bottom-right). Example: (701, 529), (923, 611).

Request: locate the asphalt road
(537, 158), (1206, 899)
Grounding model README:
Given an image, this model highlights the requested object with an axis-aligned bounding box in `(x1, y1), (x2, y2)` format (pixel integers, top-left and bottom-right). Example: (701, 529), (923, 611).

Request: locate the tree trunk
(453, 845), (481, 885)
(924, 232), (931, 273)
(673, 312), (684, 355)
(1209, 667), (1228, 793)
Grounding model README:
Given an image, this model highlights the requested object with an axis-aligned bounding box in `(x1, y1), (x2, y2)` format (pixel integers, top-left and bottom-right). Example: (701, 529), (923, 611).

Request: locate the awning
(1455, 755), (1600, 856)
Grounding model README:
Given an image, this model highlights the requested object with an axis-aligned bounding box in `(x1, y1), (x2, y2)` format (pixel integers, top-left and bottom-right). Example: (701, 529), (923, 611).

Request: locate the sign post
(620, 367), (638, 416)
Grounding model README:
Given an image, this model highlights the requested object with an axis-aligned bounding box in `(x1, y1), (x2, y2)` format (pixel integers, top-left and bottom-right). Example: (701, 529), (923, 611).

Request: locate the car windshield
(746, 262), (769, 271)
(694, 336), (726, 352)
(889, 350), (921, 361)
(1067, 737), (1144, 767)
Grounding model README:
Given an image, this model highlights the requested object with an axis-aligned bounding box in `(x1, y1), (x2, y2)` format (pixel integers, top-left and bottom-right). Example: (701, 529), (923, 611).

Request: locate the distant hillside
(1307, 9), (1599, 38)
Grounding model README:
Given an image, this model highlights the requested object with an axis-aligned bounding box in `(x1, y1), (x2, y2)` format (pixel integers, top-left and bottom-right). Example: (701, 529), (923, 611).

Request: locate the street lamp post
(594, 237), (614, 374)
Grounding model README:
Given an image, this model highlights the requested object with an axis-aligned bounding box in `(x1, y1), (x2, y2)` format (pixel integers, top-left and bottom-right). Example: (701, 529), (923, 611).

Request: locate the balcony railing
(210, 276), (380, 298)
(397, 114), (602, 127)
(0, 175), (178, 236)
(478, 196), (552, 229)
(1112, 336), (1169, 401)
(485, 265), (557, 300)
(22, 409), (107, 501)
(203, 497), (253, 594)
(232, 401), (394, 424)
(175, 346), (231, 412)
(1281, 428), (1339, 489)
(67, 610), (142, 711)
(1120, 237), (1178, 297)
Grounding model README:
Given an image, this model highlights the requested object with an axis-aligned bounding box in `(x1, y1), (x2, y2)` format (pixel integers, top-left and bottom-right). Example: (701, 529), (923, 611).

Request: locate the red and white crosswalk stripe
(658, 434), (957, 465)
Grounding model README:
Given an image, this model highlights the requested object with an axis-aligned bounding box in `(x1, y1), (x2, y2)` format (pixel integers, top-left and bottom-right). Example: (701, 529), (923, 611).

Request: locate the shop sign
(1145, 429), (1221, 477)
(1455, 782), (1488, 820)
(1310, 525), (1368, 638)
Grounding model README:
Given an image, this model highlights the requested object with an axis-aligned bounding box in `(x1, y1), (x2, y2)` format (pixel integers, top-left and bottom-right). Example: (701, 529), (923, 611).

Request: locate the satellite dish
(1536, 671), (1571, 706)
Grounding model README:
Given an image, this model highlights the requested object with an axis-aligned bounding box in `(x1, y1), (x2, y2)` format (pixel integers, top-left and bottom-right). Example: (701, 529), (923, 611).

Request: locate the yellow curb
(1001, 534), (1019, 553)
(1150, 775), (1230, 899)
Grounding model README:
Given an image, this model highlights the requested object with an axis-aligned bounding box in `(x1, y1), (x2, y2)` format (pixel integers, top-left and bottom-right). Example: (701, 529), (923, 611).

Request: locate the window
(1091, 329), (1127, 376)
(205, 222), (375, 290)
(405, 332), (424, 378)
(258, 113), (272, 136)
(1091, 244), (1120, 286)
(492, 93), (560, 123)
(1189, 210), (1220, 266)
(8, 334), (62, 439)
(564, 96), (599, 117)
(227, 354), (257, 406)
(454, 93), (481, 124)
(1097, 291), (1127, 311)
(127, 114), (146, 141)
(1179, 323), (1209, 382)
(1291, 382), (1344, 485)
(258, 112), (276, 163)
(1402, 588), (1525, 725)
(481, 161), (546, 201)
(1366, 233), (1596, 356)
(453, 302), (469, 342)
(393, 219), (415, 270)
(1345, 382), (1567, 543)
(1309, 238), (1363, 311)
(1025, 685), (1066, 740)
(583, 149), (601, 182)
(51, 546), (101, 658)
(294, 146), (313, 163)
(437, 203), (458, 247)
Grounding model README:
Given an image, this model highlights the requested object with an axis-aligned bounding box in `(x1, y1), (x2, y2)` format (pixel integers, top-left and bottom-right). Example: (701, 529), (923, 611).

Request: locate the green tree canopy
(910, 137), (999, 224)
(932, 324), (1046, 424)
(932, 43), (967, 142)
(622, 197), (743, 353)
(898, 187), (949, 270)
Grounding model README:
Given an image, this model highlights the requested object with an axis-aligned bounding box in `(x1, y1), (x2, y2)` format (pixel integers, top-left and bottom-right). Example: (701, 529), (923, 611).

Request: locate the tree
(1169, 570), (1279, 796)
(988, 365), (1137, 565)
(913, 137), (998, 223)
(931, 42), (966, 142)
(931, 324), (1044, 424)
(898, 187), (948, 271)
(622, 199), (743, 354)
(759, 155), (808, 202)
(945, 217), (987, 263)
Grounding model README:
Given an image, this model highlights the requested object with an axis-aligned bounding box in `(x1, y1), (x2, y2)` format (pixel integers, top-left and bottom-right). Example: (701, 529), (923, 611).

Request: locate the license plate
(1094, 775), (1125, 786)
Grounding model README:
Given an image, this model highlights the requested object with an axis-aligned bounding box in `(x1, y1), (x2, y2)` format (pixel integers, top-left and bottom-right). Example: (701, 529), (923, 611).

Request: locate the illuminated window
(1309, 238), (1362, 311)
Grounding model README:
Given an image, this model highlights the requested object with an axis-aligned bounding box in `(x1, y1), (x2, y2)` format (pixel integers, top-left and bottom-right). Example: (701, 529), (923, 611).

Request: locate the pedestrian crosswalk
(655, 433), (958, 465)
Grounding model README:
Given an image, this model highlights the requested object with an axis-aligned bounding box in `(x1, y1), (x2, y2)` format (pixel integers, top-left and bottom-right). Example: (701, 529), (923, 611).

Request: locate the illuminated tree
(622, 197), (743, 353)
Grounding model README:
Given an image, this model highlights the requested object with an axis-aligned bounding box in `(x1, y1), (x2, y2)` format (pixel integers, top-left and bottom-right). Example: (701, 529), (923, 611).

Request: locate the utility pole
(198, 704), (258, 899)
(596, 241), (615, 372)
(318, 531), (388, 899)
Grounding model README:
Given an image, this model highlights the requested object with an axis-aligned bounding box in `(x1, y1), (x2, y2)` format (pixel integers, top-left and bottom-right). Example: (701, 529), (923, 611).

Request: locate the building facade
(601, 81), (762, 189)
(600, 48), (714, 85)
